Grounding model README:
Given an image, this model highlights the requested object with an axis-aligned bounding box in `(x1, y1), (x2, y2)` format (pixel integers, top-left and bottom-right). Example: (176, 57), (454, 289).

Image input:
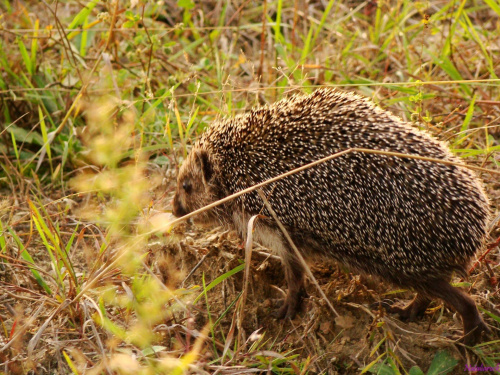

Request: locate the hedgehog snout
(172, 193), (187, 217)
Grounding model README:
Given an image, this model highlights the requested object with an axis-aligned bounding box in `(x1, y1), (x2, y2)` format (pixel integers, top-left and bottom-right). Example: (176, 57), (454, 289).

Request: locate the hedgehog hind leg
(274, 255), (307, 319)
(424, 279), (489, 346)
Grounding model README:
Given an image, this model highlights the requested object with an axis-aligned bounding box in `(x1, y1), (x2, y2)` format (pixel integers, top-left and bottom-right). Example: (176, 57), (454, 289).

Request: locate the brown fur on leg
(274, 255), (306, 319)
(419, 279), (489, 346)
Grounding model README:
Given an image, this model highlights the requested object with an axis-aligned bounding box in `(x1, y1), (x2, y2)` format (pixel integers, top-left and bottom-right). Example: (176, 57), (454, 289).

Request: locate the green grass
(0, 0), (499, 373)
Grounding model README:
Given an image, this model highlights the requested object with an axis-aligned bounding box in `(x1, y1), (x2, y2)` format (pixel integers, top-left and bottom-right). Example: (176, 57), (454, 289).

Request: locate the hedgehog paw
(462, 317), (491, 347)
(272, 301), (292, 319)
(273, 288), (307, 319)
(370, 299), (394, 312)
(372, 295), (431, 322)
(388, 304), (426, 321)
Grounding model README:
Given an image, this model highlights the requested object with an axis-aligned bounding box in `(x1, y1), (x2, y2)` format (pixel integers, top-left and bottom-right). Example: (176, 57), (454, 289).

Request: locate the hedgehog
(172, 88), (490, 344)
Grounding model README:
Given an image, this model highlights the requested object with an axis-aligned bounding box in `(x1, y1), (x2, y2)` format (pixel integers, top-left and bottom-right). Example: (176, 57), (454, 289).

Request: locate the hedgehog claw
(272, 301), (290, 319)
(456, 321), (491, 356)
(272, 299), (297, 319)
(273, 288), (307, 319)
(372, 295), (430, 322)
(370, 299), (394, 311)
(462, 317), (491, 347)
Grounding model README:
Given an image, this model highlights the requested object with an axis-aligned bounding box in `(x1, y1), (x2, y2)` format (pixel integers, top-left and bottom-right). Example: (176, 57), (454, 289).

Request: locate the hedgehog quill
(172, 88), (490, 345)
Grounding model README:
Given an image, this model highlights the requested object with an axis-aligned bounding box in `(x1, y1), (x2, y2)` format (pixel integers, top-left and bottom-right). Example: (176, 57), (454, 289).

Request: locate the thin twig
(257, 0), (267, 79)
(181, 248), (215, 287)
(468, 236), (500, 274)
(237, 214), (263, 348)
(141, 3), (154, 114)
(160, 147), (500, 233)
(3, 79), (500, 96)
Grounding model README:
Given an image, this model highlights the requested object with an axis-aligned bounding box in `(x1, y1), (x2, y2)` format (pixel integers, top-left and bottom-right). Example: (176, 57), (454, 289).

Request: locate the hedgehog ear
(195, 150), (213, 184)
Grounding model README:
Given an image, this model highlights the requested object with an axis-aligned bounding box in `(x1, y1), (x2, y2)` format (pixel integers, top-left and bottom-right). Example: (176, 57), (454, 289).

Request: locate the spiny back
(195, 88), (489, 282)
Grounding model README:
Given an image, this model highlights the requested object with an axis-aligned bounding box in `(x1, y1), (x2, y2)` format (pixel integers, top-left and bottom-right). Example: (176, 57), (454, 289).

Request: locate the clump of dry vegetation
(0, 0), (499, 374)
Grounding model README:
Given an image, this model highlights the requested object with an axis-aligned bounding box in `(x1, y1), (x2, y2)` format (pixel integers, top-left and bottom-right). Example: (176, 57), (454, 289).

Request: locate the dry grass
(0, 0), (499, 373)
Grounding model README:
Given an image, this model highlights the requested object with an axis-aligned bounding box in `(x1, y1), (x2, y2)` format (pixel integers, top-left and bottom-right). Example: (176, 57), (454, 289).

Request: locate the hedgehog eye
(182, 180), (192, 194)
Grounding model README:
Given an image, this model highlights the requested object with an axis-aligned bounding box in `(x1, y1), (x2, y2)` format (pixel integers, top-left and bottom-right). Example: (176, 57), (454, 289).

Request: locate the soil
(153, 218), (498, 374)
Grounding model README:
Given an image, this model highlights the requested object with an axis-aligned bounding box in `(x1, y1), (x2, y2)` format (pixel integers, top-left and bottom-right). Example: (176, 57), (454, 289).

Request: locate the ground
(152, 204), (499, 373)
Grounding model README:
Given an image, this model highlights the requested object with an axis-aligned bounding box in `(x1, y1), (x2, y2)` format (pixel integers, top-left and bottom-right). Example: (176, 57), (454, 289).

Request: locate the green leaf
(193, 263), (245, 304)
(68, 0), (100, 29)
(442, 0), (466, 57)
(38, 106), (52, 165)
(427, 53), (471, 96)
(479, 306), (500, 324)
(63, 351), (80, 375)
(17, 37), (32, 75)
(0, 218), (7, 253)
(368, 363), (397, 375)
(273, 0), (284, 44)
(454, 94), (477, 146)
(142, 346), (167, 356)
(408, 366), (424, 375)
(30, 19), (39, 74)
(300, 26), (314, 65)
(9, 228), (52, 295)
(124, 10), (140, 21)
(427, 351), (458, 375)
(484, 0), (500, 15)
(9, 125), (44, 146)
(80, 15), (89, 56)
(311, 0), (335, 48)
(361, 353), (386, 374)
(177, 0), (194, 10)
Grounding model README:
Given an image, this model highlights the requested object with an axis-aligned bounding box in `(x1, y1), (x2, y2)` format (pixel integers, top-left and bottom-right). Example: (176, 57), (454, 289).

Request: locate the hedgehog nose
(171, 197), (178, 216)
(171, 195), (185, 217)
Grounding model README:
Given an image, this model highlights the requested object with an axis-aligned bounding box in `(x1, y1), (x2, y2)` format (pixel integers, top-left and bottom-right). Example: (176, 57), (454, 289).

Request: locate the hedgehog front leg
(389, 293), (431, 321)
(275, 254), (307, 319)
